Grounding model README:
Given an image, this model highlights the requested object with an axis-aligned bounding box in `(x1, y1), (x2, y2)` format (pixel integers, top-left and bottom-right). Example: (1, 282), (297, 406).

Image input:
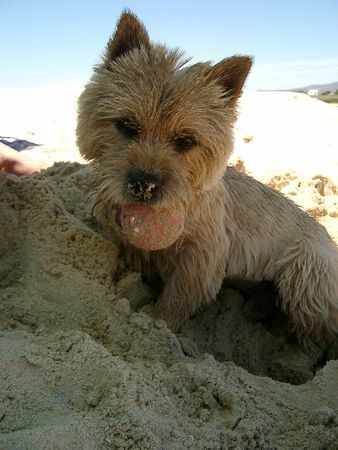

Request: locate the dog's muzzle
(126, 168), (160, 202)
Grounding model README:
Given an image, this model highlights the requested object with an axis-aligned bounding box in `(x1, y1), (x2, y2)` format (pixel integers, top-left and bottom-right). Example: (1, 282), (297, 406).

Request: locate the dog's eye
(115, 118), (139, 139)
(174, 135), (197, 152)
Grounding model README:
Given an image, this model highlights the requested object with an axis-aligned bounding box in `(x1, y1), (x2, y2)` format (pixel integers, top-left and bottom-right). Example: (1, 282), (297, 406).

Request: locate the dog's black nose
(127, 169), (160, 201)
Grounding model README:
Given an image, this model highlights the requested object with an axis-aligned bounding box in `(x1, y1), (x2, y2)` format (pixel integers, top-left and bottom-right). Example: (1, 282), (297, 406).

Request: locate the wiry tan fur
(77, 10), (338, 340)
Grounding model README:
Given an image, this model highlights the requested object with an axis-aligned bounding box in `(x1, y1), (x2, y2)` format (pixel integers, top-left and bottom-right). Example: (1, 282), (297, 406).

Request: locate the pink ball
(116, 203), (185, 251)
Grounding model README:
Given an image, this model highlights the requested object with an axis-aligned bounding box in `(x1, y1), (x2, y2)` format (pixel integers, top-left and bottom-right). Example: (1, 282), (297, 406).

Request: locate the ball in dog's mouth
(115, 203), (185, 251)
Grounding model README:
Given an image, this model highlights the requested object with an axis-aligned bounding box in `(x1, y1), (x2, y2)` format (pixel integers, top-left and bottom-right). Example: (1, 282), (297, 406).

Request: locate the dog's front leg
(151, 241), (226, 331)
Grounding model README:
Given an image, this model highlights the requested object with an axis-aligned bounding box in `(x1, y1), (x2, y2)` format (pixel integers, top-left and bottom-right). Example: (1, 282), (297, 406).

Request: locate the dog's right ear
(104, 10), (151, 66)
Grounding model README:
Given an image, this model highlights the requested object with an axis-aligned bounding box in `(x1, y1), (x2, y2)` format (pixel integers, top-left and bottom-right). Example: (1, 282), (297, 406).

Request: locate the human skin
(0, 142), (47, 176)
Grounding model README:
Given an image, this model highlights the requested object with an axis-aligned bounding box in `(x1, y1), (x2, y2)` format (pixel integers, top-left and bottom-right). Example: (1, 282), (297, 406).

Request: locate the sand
(0, 87), (337, 449)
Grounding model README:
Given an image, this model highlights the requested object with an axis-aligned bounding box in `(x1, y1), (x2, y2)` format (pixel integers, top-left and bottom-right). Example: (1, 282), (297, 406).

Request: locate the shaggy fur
(77, 10), (338, 339)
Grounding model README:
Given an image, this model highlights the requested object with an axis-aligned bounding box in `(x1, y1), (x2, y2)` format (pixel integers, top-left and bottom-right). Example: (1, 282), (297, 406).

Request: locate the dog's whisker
(90, 199), (101, 221)
(192, 186), (209, 193)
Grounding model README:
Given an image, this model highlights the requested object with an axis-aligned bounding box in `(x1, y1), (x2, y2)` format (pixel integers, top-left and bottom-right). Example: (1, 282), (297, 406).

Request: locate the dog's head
(77, 10), (252, 209)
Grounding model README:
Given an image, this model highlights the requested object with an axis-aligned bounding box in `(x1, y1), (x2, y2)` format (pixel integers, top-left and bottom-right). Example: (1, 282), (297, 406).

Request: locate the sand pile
(0, 89), (337, 449)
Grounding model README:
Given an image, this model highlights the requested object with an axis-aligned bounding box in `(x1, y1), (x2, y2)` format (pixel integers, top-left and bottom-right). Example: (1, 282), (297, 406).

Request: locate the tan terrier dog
(77, 10), (338, 340)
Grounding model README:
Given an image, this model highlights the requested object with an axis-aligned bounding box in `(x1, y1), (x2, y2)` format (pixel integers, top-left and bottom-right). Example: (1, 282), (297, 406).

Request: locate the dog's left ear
(207, 56), (253, 105)
(104, 10), (151, 66)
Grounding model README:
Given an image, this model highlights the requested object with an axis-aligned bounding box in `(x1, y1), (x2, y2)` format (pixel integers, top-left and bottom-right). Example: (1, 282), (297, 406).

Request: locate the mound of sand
(0, 88), (337, 448)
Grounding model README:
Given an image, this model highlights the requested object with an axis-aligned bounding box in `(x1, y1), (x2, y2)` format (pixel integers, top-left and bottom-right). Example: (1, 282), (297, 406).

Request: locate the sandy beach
(0, 86), (337, 449)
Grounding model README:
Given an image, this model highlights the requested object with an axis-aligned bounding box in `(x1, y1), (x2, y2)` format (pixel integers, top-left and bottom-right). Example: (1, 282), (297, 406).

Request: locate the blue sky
(1, 0), (338, 90)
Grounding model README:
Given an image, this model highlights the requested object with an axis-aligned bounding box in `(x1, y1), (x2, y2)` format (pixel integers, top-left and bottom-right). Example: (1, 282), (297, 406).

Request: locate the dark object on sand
(0, 137), (41, 152)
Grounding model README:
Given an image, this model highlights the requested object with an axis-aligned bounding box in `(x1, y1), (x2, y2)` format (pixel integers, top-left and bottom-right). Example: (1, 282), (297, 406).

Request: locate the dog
(76, 10), (338, 340)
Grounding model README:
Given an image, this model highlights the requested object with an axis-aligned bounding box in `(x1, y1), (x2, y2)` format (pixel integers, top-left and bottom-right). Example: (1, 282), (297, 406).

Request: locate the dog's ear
(105, 10), (151, 65)
(207, 56), (253, 106)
